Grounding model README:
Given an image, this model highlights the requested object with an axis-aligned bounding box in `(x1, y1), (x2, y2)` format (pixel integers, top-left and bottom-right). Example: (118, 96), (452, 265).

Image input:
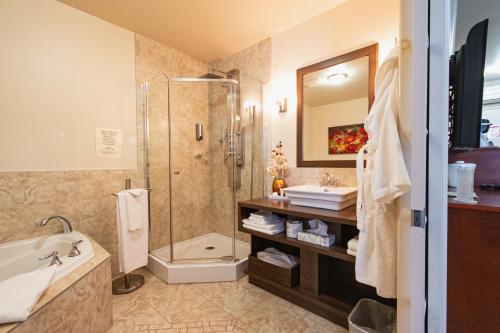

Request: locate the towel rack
(111, 178), (148, 295)
(111, 182), (152, 197)
(111, 189), (152, 196)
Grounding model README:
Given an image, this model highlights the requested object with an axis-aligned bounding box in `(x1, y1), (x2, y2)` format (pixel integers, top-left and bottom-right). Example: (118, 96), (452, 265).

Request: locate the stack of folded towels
(242, 211), (285, 235)
(347, 235), (358, 256)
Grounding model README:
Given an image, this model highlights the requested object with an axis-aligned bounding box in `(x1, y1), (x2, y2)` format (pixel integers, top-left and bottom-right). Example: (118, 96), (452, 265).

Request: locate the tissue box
(297, 232), (335, 247)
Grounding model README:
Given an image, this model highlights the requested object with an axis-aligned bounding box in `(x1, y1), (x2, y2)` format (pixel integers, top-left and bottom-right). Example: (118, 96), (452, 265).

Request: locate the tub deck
(0, 237), (110, 333)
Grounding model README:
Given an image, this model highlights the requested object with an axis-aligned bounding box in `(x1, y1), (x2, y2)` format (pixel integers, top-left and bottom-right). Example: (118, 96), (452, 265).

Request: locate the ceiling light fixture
(327, 73), (348, 85)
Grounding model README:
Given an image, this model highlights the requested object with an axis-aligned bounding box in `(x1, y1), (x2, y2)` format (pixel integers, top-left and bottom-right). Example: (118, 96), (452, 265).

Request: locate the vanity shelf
(239, 227), (355, 263)
(238, 198), (392, 328)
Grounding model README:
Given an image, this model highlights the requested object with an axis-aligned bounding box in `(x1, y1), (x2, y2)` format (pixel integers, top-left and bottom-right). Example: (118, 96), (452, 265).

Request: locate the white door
(399, 0), (449, 332)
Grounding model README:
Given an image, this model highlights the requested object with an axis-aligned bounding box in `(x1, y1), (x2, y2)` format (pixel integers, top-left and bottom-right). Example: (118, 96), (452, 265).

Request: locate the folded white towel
(250, 211), (283, 221)
(347, 248), (357, 256)
(347, 235), (359, 252)
(257, 247), (299, 268)
(248, 216), (284, 225)
(243, 223), (284, 235)
(118, 189), (148, 231)
(0, 265), (56, 324)
(243, 219), (284, 231)
(250, 211), (275, 218)
(117, 192), (149, 274)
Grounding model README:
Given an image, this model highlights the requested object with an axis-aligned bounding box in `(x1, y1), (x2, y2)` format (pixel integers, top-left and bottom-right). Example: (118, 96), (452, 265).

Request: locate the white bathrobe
(355, 47), (411, 298)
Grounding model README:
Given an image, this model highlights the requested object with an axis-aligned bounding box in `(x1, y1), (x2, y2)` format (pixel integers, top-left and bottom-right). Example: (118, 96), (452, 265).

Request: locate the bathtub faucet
(39, 216), (73, 234)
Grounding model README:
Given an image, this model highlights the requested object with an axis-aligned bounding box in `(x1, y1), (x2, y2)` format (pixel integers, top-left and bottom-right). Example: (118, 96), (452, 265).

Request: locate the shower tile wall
(210, 39), (271, 242)
(135, 34), (213, 251)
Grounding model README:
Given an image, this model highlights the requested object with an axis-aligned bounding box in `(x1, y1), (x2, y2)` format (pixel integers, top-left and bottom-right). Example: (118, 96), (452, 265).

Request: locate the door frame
(427, 0), (450, 331)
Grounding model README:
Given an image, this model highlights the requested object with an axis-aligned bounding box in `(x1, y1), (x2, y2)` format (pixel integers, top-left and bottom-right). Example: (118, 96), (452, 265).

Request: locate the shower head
(198, 68), (233, 80)
(198, 72), (224, 79)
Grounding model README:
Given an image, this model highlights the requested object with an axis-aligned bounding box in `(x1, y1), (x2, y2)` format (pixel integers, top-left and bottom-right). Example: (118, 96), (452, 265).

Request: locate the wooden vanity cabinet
(238, 198), (394, 328)
(447, 193), (500, 332)
(447, 149), (500, 332)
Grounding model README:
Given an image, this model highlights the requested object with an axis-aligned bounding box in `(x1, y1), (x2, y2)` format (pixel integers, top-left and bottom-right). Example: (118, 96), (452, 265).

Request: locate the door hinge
(412, 209), (426, 228)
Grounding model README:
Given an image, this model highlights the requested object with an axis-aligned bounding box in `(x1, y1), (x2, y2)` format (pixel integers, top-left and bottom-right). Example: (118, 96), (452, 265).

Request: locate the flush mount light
(327, 73), (348, 85)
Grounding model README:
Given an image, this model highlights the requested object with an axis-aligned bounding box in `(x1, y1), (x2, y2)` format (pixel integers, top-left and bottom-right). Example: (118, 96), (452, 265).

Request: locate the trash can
(348, 299), (397, 333)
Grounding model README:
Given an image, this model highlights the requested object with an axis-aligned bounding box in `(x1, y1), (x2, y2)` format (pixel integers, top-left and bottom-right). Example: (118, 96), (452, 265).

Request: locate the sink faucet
(39, 216), (73, 234)
(320, 173), (336, 187)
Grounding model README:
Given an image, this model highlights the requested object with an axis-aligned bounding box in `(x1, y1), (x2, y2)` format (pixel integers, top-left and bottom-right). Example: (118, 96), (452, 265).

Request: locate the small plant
(266, 141), (288, 179)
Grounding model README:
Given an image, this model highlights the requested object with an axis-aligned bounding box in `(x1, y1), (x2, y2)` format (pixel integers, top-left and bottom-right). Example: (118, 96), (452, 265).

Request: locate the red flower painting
(328, 124), (368, 154)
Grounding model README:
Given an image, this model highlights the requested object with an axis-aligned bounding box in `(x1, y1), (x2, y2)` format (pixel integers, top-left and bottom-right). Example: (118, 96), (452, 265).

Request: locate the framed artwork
(328, 124), (368, 154)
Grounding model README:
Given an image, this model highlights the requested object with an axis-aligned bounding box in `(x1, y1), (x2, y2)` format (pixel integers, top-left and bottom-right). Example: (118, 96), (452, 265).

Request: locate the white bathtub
(0, 231), (95, 284)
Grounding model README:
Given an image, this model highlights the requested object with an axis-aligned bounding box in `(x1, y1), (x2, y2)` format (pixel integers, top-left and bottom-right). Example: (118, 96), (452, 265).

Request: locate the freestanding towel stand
(111, 178), (146, 295)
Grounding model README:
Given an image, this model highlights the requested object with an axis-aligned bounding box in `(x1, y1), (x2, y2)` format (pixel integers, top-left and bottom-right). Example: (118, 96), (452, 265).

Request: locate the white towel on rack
(116, 189), (149, 274)
(119, 189), (148, 231)
(0, 265), (56, 324)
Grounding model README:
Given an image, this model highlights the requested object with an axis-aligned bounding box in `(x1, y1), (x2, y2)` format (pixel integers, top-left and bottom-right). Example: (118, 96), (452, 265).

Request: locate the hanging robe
(355, 47), (411, 298)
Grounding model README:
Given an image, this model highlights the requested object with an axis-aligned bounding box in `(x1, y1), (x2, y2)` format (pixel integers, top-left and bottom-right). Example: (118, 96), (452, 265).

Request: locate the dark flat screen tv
(449, 19), (488, 149)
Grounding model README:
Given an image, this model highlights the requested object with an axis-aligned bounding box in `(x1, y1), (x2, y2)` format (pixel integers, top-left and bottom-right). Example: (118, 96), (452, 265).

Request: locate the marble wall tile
(283, 167), (357, 188)
(0, 170), (142, 276)
(209, 39), (271, 243)
(135, 34), (214, 252)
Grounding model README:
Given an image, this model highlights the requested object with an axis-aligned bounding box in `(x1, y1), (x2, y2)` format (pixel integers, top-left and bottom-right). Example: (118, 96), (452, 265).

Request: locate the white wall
(0, 0), (136, 171)
(304, 97), (368, 160)
(267, 0), (399, 167)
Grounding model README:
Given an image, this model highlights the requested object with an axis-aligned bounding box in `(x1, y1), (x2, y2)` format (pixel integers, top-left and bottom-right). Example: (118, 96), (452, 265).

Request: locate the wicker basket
(248, 254), (300, 288)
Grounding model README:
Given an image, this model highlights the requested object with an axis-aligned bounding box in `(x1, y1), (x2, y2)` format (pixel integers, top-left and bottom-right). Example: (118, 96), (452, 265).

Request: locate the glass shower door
(168, 79), (237, 263)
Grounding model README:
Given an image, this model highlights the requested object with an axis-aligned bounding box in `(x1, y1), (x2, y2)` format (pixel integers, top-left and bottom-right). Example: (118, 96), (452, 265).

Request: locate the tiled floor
(110, 268), (348, 333)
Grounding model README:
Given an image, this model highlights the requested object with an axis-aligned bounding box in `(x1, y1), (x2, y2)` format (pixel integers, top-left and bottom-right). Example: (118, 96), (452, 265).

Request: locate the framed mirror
(297, 44), (378, 167)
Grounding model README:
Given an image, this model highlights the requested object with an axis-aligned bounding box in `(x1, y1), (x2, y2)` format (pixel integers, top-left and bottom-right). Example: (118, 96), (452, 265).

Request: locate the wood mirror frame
(297, 44), (378, 168)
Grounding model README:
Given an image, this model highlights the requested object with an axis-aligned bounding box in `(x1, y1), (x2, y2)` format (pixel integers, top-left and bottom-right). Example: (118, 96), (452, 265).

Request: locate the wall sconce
(244, 101), (256, 126)
(277, 98), (287, 113)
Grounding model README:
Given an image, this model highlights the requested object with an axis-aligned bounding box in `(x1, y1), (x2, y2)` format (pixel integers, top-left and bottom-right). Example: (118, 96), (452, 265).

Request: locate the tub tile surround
(0, 170), (142, 276)
(110, 268), (347, 333)
(0, 237), (112, 333)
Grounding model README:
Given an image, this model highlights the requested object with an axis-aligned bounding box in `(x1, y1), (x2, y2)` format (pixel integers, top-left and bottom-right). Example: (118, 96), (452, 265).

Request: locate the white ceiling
(304, 56), (369, 107)
(57, 0), (347, 62)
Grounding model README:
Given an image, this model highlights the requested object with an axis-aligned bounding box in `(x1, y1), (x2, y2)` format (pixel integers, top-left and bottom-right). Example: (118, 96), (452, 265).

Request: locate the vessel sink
(283, 185), (357, 210)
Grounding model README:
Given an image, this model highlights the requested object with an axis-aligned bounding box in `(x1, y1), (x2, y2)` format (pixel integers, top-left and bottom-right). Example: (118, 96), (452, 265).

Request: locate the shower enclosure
(141, 69), (261, 283)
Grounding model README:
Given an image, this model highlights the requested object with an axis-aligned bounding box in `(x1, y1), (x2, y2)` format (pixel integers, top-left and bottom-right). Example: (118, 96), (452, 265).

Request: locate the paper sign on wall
(96, 127), (122, 158)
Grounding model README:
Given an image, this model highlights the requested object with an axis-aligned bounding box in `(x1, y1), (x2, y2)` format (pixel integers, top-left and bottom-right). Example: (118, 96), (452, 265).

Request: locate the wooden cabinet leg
(300, 249), (319, 294)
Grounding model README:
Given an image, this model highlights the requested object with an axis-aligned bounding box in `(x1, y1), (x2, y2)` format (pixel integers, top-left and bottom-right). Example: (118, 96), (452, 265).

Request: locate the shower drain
(205, 246), (215, 250)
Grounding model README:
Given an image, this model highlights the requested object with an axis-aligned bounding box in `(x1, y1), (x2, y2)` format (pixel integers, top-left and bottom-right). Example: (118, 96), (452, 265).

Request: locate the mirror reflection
(303, 57), (369, 160)
(297, 44), (377, 167)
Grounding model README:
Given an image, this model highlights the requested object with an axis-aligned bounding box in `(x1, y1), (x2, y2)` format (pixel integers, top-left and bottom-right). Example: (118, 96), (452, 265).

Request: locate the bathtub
(0, 231), (95, 284)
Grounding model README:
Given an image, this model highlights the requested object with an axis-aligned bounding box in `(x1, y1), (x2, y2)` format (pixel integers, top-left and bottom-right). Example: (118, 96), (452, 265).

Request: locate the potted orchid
(267, 141), (288, 194)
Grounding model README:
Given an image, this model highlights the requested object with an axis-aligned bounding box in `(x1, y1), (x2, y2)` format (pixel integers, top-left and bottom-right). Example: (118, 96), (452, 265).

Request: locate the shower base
(147, 233), (250, 284)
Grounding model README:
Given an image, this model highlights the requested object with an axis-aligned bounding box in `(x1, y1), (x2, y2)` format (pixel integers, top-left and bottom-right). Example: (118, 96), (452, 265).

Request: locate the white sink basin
(283, 185), (357, 210)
